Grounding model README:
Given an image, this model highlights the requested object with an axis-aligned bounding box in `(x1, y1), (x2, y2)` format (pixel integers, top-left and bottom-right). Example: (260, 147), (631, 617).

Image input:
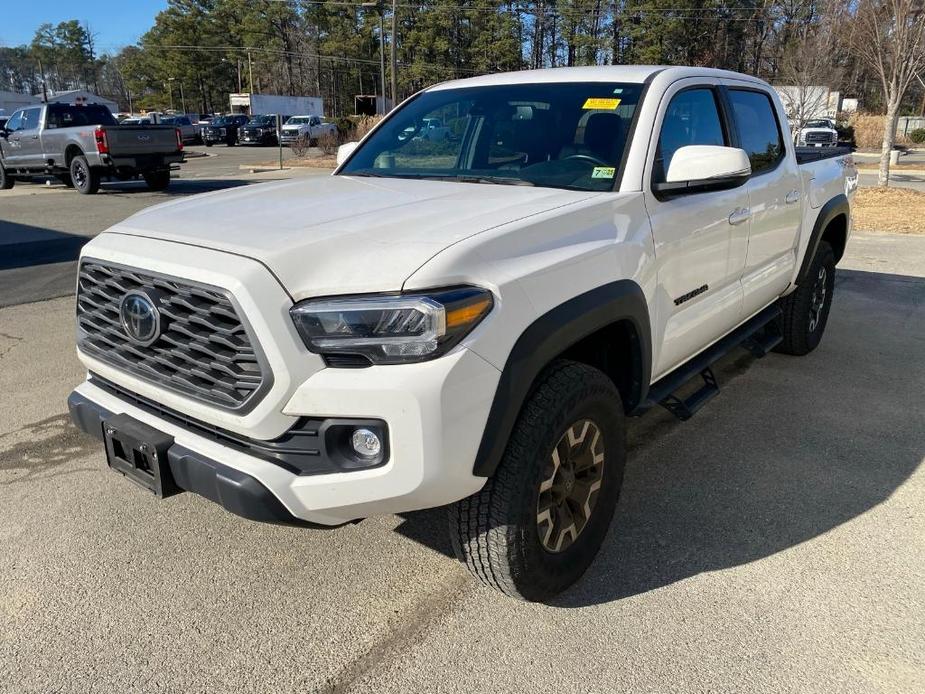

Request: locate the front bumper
(71, 345), (500, 526)
(69, 390), (314, 526)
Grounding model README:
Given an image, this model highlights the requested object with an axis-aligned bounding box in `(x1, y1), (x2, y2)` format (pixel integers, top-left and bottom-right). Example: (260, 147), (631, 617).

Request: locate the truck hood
(107, 174), (597, 300)
(800, 127), (837, 135)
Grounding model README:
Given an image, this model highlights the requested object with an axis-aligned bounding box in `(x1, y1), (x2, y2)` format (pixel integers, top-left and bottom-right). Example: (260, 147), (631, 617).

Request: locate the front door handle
(31, 135), (39, 140)
(785, 190), (800, 204)
(728, 207), (751, 226)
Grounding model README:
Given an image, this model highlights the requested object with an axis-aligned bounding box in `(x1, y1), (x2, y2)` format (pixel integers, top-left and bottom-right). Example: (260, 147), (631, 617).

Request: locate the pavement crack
(0, 331), (24, 361)
(321, 572), (473, 694)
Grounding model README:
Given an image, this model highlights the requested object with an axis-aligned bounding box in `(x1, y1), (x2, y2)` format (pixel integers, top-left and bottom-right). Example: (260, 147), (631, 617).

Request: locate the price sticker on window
(591, 167), (616, 179)
(582, 97), (621, 110)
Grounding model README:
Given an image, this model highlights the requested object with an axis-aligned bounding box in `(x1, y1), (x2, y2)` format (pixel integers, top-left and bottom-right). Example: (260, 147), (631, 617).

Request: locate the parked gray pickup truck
(0, 103), (184, 194)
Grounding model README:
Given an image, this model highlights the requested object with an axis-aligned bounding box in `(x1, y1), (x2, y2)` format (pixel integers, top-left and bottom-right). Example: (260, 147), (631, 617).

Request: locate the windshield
(249, 115), (276, 125)
(339, 82), (643, 191)
(805, 120), (832, 128)
(286, 116), (311, 125)
(211, 116), (233, 126)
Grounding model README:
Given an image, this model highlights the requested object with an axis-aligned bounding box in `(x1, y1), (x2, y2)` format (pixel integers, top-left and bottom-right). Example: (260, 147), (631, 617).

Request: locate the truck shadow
(95, 178), (259, 196)
(394, 269), (925, 606)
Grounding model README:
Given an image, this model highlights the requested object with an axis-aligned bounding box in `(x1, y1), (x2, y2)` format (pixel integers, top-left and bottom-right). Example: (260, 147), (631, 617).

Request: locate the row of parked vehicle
(114, 111), (337, 148)
(199, 113), (337, 147)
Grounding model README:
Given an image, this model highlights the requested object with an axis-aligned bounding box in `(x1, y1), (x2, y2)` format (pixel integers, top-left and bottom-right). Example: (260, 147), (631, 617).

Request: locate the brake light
(94, 127), (109, 155)
(175, 127), (183, 152)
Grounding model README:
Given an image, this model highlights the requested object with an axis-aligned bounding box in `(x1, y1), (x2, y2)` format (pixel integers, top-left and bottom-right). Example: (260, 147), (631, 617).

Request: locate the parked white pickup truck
(279, 114), (337, 146)
(69, 66), (857, 601)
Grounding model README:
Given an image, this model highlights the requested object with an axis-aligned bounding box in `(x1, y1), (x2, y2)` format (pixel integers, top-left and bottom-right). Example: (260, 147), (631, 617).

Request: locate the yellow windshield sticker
(591, 167), (616, 179)
(583, 97), (621, 110)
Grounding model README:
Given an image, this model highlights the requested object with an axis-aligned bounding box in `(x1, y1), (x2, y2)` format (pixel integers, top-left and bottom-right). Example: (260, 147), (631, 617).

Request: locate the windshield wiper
(344, 172), (534, 186)
(452, 175), (535, 187)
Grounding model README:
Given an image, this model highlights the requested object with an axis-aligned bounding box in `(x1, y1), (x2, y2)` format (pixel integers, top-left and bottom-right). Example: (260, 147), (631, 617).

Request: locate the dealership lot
(1, 152), (923, 693)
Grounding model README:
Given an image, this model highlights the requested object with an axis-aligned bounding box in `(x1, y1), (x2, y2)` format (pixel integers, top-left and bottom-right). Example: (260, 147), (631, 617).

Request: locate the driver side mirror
(654, 145), (751, 198)
(336, 141), (358, 166)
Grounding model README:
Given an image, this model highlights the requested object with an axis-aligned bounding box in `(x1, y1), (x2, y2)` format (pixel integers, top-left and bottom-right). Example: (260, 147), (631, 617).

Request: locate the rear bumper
(100, 152), (184, 171)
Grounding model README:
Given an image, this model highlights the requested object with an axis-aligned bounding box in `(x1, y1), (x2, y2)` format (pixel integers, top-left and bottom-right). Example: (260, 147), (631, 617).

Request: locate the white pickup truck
(69, 66), (857, 601)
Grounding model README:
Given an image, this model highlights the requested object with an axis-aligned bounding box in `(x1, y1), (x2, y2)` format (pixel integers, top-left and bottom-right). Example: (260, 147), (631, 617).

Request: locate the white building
(773, 85), (841, 121)
(0, 91), (40, 117)
(32, 89), (119, 115)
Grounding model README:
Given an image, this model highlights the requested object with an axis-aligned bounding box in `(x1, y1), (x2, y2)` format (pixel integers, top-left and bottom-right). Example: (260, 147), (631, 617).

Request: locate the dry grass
(852, 187), (925, 234)
(850, 114), (887, 149)
(254, 156), (337, 169)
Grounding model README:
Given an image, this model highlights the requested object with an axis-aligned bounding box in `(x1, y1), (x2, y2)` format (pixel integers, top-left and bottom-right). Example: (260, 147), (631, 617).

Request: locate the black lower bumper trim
(68, 391), (315, 527)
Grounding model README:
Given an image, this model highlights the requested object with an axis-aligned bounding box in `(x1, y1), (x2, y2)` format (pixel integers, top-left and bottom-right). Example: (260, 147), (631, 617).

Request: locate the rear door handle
(728, 207), (751, 226)
(785, 190), (800, 204)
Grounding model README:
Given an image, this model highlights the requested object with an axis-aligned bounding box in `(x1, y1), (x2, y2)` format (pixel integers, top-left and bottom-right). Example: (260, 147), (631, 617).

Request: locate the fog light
(351, 428), (382, 459)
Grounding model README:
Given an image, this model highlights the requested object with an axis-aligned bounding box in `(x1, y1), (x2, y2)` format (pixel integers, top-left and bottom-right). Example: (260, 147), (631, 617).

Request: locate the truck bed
(795, 146), (853, 165)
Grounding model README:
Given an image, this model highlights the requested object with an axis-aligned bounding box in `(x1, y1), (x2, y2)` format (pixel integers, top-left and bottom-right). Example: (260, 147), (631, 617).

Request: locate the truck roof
(428, 65), (768, 91)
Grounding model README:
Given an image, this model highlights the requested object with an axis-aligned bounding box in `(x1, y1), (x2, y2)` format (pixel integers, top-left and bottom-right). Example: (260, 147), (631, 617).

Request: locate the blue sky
(0, 0), (168, 52)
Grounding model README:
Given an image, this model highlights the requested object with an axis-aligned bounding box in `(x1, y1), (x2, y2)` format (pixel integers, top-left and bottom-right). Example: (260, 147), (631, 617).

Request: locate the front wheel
(775, 240), (836, 355)
(70, 155), (100, 195)
(0, 163), (14, 190)
(449, 359), (626, 601)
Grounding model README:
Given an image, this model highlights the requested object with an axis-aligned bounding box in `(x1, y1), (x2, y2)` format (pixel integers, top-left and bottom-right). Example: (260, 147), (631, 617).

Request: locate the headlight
(290, 286), (493, 365)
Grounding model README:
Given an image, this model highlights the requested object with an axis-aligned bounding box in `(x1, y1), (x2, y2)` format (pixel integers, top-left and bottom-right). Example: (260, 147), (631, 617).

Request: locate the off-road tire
(143, 170), (171, 191)
(70, 155), (100, 195)
(449, 359), (626, 602)
(205, 141), (213, 147)
(0, 163), (13, 190)
(775, 240), (836, 355)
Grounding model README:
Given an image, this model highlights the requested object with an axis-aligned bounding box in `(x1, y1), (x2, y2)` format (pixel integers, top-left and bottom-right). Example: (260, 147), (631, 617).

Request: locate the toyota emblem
(119, 291), (161, 346)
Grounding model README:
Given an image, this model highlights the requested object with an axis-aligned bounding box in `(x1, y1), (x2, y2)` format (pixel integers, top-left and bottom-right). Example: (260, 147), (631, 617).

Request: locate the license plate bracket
(102, 413), (180, 498)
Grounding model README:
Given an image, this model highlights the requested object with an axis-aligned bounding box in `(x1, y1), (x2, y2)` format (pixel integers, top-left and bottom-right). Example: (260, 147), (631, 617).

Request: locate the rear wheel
(70, 155), (99, 195)
(143, 170), (171, 191)
(775, 240), (836, 355)
(0, 163), (14, 190)
(449, 359), (626, 601)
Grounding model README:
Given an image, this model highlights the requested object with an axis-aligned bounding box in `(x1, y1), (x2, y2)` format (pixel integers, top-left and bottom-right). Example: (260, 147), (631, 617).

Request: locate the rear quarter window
(728, 90), (785, 174)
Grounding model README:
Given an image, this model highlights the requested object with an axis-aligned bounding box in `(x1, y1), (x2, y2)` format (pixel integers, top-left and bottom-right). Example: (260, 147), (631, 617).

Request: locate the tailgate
(105, 126), (178, 155)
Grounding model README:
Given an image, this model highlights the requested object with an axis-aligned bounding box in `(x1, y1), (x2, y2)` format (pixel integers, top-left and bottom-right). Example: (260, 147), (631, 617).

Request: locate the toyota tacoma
(68, 66), (857, 600)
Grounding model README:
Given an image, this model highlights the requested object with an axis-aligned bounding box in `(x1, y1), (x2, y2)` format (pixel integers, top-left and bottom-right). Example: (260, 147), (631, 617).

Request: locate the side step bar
(640, 304), (782, 420)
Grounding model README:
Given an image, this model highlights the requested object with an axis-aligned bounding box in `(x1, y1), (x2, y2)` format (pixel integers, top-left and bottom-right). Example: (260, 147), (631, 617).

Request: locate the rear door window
(727, 89), (785, 174)
(655, 88), (726, 182)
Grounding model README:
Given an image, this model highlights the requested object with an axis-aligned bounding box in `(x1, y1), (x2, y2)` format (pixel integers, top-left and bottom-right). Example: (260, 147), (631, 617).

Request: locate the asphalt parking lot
(0, 146), (326, 308)
(1, 149), (923, 693)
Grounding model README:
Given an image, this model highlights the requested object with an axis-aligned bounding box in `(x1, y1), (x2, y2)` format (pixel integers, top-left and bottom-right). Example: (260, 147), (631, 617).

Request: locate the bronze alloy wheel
(536, 419), (605, 553)
(808, 265), (827, 333)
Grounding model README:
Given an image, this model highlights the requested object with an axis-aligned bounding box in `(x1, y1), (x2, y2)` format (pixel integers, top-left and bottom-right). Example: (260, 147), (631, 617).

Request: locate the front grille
(77, 260), (270, 411)
(805, 132), (834, 143)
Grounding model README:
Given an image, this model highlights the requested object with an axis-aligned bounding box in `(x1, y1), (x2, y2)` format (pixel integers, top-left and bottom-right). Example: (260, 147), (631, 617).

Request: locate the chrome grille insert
(76, 259), (271, 411)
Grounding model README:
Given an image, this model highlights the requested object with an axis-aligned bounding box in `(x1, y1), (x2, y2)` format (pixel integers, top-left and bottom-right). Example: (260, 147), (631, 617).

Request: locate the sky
(0, 0), (168, 53)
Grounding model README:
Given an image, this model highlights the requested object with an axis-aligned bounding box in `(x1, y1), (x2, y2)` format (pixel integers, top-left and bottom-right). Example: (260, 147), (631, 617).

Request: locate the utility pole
(38, 58), (48, 103)
(362, 2), (387, 115)
(390, 0), (398, 110)
(247, 50), (254, 94)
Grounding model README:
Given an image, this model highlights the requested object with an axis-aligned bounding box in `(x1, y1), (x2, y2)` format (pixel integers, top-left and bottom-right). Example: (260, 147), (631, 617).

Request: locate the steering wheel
(564, 153), (609, 167)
